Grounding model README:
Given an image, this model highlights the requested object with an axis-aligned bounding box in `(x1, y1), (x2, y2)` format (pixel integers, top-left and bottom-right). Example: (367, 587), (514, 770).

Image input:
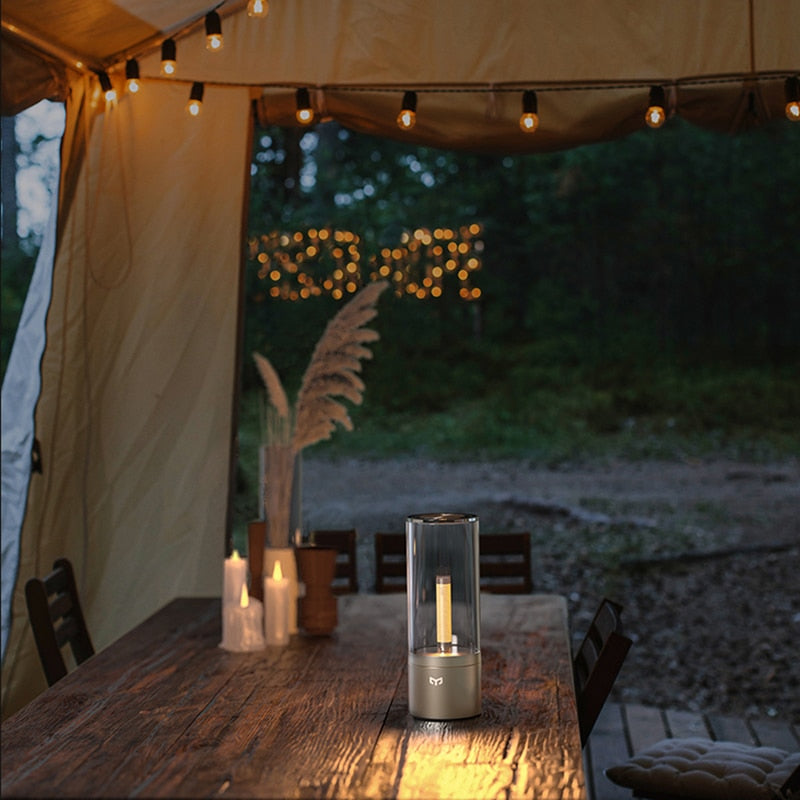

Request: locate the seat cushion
(605, 737), (800, 800)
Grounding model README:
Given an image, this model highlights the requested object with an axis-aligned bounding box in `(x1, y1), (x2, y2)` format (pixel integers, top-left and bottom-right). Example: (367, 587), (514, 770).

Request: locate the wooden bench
(585, 702), (800, 800)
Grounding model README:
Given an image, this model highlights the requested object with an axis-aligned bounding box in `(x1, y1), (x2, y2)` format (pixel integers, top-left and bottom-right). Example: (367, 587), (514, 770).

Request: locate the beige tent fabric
(133, 0), (797, 151)
(1, 80), (252, 718)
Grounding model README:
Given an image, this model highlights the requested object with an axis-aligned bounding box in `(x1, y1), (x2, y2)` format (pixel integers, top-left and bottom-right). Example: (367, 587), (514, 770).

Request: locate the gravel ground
(300, 456), (800, 724)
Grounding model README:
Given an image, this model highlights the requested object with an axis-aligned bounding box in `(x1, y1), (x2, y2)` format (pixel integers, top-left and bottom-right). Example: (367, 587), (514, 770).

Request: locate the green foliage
(1, 245), (37, 381)
(240, 114), (799, 481)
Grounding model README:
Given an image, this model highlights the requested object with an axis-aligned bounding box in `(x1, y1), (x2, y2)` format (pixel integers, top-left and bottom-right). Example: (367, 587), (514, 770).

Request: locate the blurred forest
(3, 113), (799, 464)
(241, 116), (799, 465)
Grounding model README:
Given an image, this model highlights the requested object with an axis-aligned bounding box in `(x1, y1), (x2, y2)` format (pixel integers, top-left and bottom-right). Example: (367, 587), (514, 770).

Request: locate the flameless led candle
(223, 549), (248, 607)
(221, 582), (266, 651)
(264, 560), (290, 646)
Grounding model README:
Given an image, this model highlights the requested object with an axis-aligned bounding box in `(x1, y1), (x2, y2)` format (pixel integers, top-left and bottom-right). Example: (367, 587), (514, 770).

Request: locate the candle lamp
(406, 513), (481, 719)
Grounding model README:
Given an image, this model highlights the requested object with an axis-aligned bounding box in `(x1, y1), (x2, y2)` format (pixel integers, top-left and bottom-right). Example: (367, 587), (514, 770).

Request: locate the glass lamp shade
(406, 513), (481, 719)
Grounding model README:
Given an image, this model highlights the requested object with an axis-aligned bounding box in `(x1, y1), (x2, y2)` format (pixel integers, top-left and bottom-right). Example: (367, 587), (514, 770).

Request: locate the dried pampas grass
(293, 280), (388, 451)
(253, 280), (389, 544)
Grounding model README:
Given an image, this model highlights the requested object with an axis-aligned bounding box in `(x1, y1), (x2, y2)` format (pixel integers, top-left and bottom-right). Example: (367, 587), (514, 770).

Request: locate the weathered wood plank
(585, 703), (632, 800)
(664, 707), (710, 739)
(706, 712), (758, 745)
(624, 704), (668, 752)
(749, 717), (800, 750)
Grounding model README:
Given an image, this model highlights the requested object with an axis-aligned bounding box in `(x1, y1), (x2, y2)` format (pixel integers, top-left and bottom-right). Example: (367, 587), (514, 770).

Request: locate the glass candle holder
(406, 513), (481, 719)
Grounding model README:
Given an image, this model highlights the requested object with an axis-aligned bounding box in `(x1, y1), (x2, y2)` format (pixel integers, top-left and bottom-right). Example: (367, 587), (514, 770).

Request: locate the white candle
(221, 583), (265, 652)
(264, 559), (290, 646)
(223, 549), (248, 608)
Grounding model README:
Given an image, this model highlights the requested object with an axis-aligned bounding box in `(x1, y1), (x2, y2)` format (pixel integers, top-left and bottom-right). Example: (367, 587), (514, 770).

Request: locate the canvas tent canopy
(1, 0), (798, 719)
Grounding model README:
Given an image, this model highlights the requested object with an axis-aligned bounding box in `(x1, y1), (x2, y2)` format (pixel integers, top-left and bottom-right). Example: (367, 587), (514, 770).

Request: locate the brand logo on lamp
(429, 676), (444, 686)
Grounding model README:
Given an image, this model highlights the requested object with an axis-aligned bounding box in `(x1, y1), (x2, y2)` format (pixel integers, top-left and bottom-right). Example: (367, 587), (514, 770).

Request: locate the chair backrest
(573, 597), (632, 746)
(374, 533), (407, 593)
(479, 532), (533, 593)
(310, 529), (358, 594)
(25, 558), (95, 686)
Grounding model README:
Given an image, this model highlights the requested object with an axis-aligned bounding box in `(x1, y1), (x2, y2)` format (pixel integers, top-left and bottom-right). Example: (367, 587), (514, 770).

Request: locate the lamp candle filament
(436, 573), (452, 652)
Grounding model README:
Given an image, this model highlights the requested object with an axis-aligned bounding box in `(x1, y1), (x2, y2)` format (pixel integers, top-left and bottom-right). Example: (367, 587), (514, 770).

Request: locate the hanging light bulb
(785, 76), (800, 122)
(186, 82), (204, 116)
(98, 71), (117, 104)
(161, 38), (177, 76)
(519, 90), (539, 133)
(295, 88), (314, 124)
(397, 91), (417, 130)
(247, 0), (269, 17)
(645, 85), (666, 128)
(125, 59), (140, 94)
(205, 10), (223, 52)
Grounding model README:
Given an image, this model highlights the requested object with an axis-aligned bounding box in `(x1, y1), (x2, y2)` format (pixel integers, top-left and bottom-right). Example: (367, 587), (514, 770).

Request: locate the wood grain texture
(1, 594), (586, 799)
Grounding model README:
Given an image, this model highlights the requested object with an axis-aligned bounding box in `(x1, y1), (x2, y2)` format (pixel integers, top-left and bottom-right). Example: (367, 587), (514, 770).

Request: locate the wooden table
(1, 594), (586, 799)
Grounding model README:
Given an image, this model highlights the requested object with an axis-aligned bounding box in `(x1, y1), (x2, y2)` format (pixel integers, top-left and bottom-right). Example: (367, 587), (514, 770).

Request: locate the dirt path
(302, 456), (799, 549)
(301, 456), (800, 722)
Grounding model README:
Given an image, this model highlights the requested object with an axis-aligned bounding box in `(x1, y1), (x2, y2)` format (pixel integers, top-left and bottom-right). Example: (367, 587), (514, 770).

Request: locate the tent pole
(224, 98), (257, 558)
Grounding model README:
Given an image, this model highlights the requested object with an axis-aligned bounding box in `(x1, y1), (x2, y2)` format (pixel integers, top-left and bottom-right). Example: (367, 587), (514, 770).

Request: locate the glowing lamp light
(125, 59), (140, 94)
(98, 71), (117, 104)
(186, 82), (204, 117)
(397, 91), (417, 130)
(785, 76), (800, 122)
(247, 0), (269, 17)
(161, 38), (177, 76)
(519, 90), (539, 133)
(645, 85), (666, 128)
(205, 10), (223, 52)
(295, 87), (314, 124)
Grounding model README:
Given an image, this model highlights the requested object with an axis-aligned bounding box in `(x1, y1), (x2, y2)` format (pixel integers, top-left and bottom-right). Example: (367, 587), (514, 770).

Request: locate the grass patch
(235, 353), (799, 531)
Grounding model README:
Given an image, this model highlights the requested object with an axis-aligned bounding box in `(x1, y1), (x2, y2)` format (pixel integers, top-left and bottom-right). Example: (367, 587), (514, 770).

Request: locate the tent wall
(1, 80), (252, 718)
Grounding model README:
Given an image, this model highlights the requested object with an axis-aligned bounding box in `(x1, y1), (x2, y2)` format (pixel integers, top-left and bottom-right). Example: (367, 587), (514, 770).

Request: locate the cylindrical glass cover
(407, 513), (480, 655)
(406, 513), (481, 719)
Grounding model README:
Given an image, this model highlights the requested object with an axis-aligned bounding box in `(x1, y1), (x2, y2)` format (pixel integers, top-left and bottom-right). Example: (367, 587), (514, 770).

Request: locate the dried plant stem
(262, 408), (295, 547)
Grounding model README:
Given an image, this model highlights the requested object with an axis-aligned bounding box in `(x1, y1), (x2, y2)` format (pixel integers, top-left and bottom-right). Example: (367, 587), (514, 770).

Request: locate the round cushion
(605, 737), (800, 800)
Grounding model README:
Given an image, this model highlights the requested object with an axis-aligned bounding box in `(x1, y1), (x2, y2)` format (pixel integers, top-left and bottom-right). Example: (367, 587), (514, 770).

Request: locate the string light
(125, 59), (140, 94)
(161, 38), (177, 76)
(295, 88), (314, 124)
(785, 76), (800, 121)
(186, 82), (204, 116)
(205, 11), (223, 52)
(247, 0), (269, 18)
(397, 91), (417, 130)
(519, 90), (539, 133)
(645, 85), (666, 128)
(98, 71), (117, 104)
(249, 224), (483, 301)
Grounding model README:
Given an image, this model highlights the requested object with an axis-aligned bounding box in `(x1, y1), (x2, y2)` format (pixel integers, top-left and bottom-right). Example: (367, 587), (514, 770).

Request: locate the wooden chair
(310, 529), (358, 594)
(479, 532), (533, 593)
(573, 597), (632, 747)
(25, 557), (95, 686)
(374, 533), (407, 593)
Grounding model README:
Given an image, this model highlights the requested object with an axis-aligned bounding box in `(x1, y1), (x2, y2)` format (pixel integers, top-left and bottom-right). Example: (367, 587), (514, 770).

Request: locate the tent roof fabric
(3, 0), (798, 148)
